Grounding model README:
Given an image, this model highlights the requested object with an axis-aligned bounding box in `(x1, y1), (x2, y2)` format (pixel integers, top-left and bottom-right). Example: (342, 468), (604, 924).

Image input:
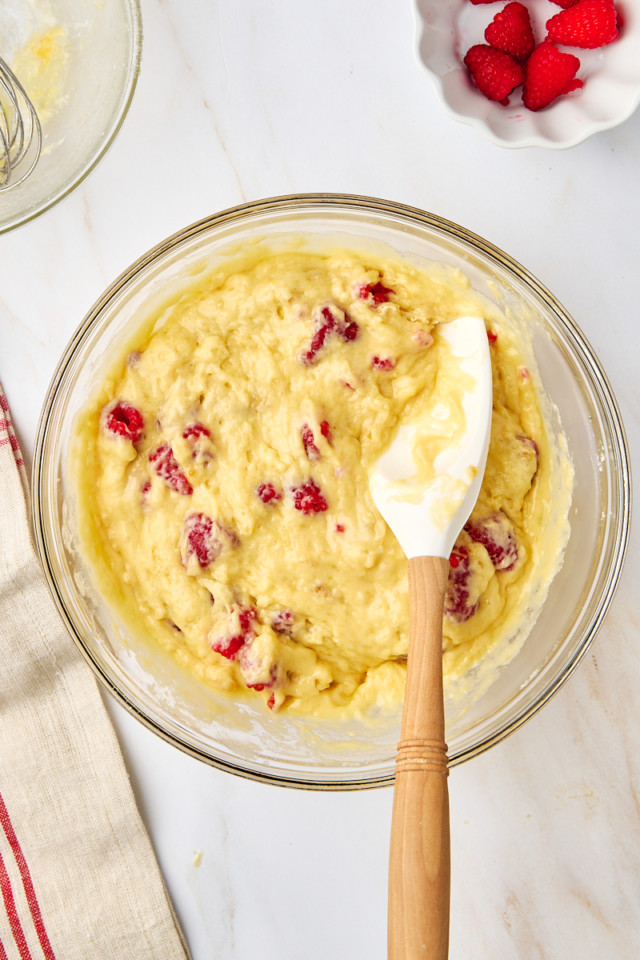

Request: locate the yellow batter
(72, 246), (570, 716)
(12, 27), (69, 123)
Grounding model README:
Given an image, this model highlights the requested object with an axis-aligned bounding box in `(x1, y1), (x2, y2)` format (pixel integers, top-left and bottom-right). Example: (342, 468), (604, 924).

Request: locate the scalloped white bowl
(415, 0), (640, 148)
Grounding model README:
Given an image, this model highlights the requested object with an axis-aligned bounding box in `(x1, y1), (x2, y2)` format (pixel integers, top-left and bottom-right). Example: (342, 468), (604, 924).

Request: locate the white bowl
(0, 0), (142, 232)
(415, 0), (640, 148)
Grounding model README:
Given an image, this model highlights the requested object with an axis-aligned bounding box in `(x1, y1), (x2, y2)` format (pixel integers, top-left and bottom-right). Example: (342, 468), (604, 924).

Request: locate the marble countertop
(1, 0), (638, 956)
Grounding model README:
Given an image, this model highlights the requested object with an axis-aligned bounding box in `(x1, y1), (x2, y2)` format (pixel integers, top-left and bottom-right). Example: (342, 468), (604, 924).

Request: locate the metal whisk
(0, 56), (41, 190)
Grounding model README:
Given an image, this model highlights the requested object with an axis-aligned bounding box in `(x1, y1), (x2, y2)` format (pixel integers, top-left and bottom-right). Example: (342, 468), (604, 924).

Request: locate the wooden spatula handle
(388, 555), (451, 960)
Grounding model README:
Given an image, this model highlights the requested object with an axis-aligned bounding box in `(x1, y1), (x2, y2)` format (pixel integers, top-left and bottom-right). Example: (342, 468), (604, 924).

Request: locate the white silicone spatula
(369, 316), (492, 960)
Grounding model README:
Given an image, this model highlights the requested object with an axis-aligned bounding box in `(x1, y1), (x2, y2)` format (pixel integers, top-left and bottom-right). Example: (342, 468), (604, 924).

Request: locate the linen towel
(0, 384), (190, 959)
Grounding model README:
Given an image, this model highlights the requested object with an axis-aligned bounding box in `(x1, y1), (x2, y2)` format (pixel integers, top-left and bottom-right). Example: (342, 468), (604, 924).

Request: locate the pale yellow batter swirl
(72, 247), (569, 716)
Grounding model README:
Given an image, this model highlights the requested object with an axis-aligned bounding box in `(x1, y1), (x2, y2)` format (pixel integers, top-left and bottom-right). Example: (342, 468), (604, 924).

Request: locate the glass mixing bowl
(32, 194), (631, 789)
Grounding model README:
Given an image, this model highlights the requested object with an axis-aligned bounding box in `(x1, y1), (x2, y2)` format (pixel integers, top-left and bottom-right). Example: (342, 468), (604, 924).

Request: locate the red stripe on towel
(0, 405), (24, 469)
(0, 846), (32, 960)
(0, 793), (56, 960)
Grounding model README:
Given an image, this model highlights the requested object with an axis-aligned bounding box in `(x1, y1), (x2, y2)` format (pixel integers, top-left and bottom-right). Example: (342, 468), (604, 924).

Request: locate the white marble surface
(1, 0), (639, 956)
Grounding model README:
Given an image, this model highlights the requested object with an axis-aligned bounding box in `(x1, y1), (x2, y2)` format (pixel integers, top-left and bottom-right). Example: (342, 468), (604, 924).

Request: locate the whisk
(0, 55), (41, 190)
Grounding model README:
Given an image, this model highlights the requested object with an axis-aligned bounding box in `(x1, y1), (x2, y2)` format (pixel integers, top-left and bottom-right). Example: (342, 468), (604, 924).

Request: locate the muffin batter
(73, 246), (570, 716)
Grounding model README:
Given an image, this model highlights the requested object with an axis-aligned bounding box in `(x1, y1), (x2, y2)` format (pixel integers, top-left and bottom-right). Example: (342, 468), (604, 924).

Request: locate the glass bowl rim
(32, 192), (633, 789)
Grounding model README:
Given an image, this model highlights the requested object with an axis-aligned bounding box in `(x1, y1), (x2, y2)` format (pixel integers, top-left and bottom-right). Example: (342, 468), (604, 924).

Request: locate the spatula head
(370, 315), (492, 560)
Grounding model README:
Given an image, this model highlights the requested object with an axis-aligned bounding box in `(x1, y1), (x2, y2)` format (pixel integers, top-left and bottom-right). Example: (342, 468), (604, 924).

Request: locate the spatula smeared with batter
(370, 316), (492, 960)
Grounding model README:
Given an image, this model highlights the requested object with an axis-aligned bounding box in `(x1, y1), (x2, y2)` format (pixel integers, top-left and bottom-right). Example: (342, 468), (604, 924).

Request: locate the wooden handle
(388, 555), (451, 960)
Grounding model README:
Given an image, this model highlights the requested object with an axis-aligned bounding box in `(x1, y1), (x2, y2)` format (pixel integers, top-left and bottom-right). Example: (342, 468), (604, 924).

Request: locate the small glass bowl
(0, 0), (142, 232)
(32, 195), (631, 789)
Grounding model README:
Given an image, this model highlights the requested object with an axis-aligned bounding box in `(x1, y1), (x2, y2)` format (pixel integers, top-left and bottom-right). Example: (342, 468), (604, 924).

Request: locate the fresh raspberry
(211, 633), (246, 660)
(357, 280), (394, 306)
(412, 329), (434, 348)
(239, 607), (258, 633)
(516, 434), (540, 478)
(522, 42), (582, 110)
(210, 605), (257, 660)
(319, 420), (332, 444)
(182, 422), (211, 441)
(463, 44), (525, 104)
(550, 0), (580, 7)
(182, 422), (214, 463)
(322, 303), (359, 342)
(218, 522), (240, 548)
(301, 423), (321, 461)
(444, 546), (478, 623)
(240, 647), (278, 691)
(485, 2), (535, 61)
(140, 480), (152, 510)
(303, 330), (331, 364)
(300, 304), (358, 365)
(237, 631), (284, 703)
(256, 481), (282, 504)
(546, 0), (619, 48)
(371, 356), (396, 371)
(337, 314), (359, 342)
(149, 444), (193, 495)
(292, 479), (328, 514)
(469, 0), (499, 4)
(104, 401), (144, 443)
(272, 610), (295, 636)
(244, 665), (278, 693)
(517, 434), (539, 458)
(300, 307), (336, 365)
(180, 513), (221, 569)
(465, 513), (519, 571)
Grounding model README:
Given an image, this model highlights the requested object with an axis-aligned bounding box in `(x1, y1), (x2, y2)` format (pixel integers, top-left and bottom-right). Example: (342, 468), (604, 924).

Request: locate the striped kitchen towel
(0, 384), (190, 959)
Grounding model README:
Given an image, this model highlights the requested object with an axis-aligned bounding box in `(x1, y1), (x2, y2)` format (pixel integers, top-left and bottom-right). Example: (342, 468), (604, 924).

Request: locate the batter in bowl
(2, 0), (69, 124)
(72, 246), (571, 716)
